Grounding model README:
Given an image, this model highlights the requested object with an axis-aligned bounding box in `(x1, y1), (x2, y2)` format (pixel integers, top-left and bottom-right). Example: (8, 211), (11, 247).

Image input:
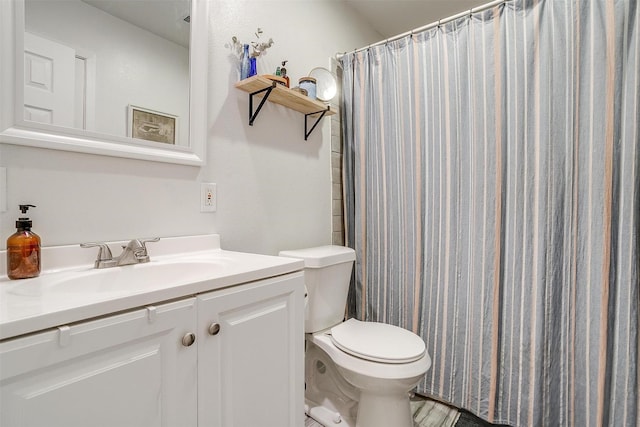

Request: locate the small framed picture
(128, 105), (178, 145)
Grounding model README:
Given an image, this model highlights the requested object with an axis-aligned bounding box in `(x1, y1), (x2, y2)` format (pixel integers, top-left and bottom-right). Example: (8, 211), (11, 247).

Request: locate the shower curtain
(340, 0), (639, 426)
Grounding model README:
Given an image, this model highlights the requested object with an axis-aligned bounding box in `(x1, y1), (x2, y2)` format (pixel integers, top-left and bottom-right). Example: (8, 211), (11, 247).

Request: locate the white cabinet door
(197, 272), (305, 427)
(0, 298), (198, 427)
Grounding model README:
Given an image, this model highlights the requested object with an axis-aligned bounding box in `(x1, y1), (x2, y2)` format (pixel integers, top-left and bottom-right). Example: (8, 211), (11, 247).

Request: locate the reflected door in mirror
(24, 32), (76, 127)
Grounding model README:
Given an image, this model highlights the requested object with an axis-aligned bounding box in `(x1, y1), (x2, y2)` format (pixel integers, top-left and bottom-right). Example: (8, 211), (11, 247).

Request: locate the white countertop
(0, 235), (304, 340)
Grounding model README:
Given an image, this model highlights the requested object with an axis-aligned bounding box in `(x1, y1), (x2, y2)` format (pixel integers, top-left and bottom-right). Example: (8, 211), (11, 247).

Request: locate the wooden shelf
(235, 76), (336, 115)
(235, 75), (336, 140)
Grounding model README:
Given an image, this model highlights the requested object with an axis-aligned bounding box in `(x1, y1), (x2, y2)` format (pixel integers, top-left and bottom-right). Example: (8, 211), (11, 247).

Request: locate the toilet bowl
(308, 320), (431, 427)
(279, 246), (431, 427)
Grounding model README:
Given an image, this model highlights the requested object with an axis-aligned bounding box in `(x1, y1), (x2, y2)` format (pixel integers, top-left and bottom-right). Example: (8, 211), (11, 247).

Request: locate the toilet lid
(330, 318), (426, 364)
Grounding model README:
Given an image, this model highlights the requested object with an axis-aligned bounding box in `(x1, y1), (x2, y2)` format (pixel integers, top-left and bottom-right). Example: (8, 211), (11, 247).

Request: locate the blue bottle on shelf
(240, 44), (250, 80)
(249, 57), (257, 77)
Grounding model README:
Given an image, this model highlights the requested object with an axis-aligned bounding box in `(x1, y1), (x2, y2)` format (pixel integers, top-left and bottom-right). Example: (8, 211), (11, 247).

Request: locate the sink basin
(8, 259), (222, 297)
(0, 234), (306, 342)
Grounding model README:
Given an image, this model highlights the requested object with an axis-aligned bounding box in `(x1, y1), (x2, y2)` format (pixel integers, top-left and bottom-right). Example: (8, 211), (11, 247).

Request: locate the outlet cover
(201, 183), (216, 212)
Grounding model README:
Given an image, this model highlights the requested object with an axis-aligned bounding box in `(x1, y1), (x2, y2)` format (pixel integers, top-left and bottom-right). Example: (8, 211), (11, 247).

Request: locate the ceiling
(344, 0), (490, 40)
(82, 0), (191, 47)
(80, 0), (491, 50)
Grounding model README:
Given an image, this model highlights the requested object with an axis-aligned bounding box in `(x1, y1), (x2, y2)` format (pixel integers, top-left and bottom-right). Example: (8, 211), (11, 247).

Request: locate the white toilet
(279, 246), (431, 427)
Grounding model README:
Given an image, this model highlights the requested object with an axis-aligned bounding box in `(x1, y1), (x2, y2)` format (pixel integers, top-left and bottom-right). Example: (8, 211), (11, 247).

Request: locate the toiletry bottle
(281, 61), (290, 87)
(275, 66), (281, 77)
(249, 56), (257, 77)
(241, 44), (250, 80)
(299, 76), (317, 99)
(7, 204), (41, 280)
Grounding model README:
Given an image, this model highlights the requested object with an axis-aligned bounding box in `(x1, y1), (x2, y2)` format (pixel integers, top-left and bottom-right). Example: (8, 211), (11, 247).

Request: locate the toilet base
(306, 391), (415, 427)
(355, 390), (413, 427)
(305, 399), (355, 427)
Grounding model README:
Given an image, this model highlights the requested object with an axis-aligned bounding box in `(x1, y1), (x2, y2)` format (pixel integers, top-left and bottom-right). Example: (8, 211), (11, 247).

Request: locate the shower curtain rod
(335, 0), (506, 59)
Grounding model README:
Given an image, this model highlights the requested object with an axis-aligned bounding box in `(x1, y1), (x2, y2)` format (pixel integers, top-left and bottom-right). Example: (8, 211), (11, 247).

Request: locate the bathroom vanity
(0, 235), (305, 427)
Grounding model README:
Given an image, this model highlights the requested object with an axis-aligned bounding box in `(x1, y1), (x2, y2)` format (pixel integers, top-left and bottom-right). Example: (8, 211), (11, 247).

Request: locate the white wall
(0, 0), (380, 256)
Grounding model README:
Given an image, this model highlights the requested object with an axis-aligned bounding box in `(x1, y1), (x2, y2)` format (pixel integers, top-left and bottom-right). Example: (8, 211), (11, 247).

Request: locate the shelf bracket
(249, 82), (276, 126)
(304, 106), (330, 141)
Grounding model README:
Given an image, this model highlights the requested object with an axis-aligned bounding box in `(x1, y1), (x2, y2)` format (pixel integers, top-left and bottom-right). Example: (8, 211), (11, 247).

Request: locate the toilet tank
(279, 246), (355, 333)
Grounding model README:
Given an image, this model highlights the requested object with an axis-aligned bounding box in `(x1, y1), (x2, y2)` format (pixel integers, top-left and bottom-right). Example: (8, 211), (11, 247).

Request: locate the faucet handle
(80, 242), (113, 260)
(138, 237), (160, 253)
(132, 237), (160, 261)
(139, 237), (160, 247)
(80, 242), (115, 268)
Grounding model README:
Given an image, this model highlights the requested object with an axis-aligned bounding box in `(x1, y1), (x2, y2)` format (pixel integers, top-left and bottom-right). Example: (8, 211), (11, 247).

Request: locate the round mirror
(309, 67), (337, 102)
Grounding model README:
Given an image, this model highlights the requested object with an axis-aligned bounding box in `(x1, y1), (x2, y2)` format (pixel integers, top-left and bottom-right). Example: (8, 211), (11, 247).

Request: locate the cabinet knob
(208, 323), (221, 336)
(182, 332), (196, 347)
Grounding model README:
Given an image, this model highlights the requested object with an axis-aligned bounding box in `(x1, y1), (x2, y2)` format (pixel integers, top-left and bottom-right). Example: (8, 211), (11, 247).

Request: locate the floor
(304, 417), (323, 427)
(304, 394), (504, 427)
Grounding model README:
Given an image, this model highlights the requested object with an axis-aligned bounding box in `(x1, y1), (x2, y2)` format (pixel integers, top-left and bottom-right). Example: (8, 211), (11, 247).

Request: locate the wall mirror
(0, 0), (208, 166)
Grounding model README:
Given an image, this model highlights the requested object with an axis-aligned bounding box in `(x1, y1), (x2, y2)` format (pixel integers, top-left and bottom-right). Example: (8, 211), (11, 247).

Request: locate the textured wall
(1, 0), (380, 255)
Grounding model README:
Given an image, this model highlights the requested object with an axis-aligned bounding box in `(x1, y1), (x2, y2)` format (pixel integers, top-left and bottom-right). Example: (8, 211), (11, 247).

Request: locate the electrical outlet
(201, 183), (216, 212)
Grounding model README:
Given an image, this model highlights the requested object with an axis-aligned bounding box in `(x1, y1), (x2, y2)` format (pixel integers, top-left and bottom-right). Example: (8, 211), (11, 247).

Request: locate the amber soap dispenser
(7, 204), (41, 280)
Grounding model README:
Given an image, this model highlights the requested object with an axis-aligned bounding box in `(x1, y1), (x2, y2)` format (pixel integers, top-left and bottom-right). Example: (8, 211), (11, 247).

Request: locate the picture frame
(127, 105), (179, 145)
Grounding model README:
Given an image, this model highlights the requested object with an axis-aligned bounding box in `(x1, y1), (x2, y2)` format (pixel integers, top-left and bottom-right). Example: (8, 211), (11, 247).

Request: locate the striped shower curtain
(340, 0), (639, 425)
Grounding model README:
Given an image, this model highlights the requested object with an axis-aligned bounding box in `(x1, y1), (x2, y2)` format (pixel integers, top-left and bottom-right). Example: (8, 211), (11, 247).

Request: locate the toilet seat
(330, 318), (426, 364)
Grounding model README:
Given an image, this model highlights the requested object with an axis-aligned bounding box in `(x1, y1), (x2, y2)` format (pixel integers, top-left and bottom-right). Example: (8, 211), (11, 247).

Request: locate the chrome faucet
(81, 238), (160, 269)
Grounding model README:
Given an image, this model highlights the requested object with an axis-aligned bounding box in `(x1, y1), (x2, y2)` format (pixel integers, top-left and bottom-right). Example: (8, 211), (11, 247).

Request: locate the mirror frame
(0, 0), (208, 166)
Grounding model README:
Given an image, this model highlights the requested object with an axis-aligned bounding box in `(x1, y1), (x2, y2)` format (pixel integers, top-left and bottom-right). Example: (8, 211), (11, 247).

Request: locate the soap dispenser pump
(7, 204), (41, 280)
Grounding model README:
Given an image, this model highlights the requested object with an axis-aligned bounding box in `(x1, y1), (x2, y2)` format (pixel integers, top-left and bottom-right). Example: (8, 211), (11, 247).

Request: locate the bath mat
(411, 397), (460, 427)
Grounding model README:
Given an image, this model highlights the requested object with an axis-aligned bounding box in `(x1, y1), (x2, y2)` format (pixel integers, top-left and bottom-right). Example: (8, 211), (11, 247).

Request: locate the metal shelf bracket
(304, 106), (330, 140)
(249, 82), (276, 126)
